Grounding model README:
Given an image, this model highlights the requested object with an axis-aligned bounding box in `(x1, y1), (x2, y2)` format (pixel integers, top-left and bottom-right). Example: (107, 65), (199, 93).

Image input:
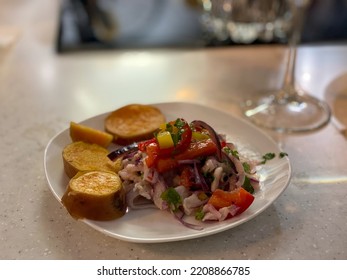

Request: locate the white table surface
(1, 0), (346, 260)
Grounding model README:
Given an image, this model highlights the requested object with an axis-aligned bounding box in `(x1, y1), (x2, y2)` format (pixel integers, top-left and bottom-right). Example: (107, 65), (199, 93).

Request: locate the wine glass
(242, 0), (331, 132)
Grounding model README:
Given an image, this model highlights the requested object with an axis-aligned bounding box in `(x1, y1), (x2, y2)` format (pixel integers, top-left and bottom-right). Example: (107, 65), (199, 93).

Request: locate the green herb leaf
(169, 118), (185, 146)
(171, 133), (179, 146)
(195, 207), (205, 221)
(261, 152), (276, 164)
(223, 147), (240, 159)
(263, 152), (275, 160)
(223, 146), (231, 154)
(242, 176), (254, 194)
(160, 187), (182, 211)
(279, 152), (288, 158)
(165, 123), (173, 133)
(174, 118), (185, 129)
(242, 162), (251, 173)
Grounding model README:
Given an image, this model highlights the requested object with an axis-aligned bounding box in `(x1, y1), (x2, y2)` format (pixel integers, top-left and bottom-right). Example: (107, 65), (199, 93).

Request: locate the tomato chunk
(155, 139), (217, 173)
(144, 142), (159, 168)
(176, 139), (217, 160)
(180, 167), (194, 188)
(208, 188), (254, 214)
(138, 138), (156, 152)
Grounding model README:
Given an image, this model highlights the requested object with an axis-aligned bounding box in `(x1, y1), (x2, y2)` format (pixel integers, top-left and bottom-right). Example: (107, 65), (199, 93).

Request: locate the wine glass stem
(283, 39), (297, 91)
(281, 5), (306, 98)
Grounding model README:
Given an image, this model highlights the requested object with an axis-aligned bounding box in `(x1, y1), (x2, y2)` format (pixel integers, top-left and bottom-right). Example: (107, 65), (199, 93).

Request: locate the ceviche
(108, 118), (261, 230)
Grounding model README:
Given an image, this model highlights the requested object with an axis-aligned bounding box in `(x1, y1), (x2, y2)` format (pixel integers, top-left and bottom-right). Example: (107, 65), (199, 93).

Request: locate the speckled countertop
(1, 1), (346, 260)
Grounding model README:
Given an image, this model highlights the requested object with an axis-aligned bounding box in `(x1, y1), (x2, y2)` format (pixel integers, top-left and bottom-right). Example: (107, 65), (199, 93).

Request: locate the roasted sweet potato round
(62, 141), (117, 178)
(62, 171), (126, 221)
(104, 104), (166, 145)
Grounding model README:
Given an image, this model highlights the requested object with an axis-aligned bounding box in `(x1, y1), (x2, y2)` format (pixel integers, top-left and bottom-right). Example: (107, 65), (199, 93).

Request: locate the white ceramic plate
(44, 102), (291, 243)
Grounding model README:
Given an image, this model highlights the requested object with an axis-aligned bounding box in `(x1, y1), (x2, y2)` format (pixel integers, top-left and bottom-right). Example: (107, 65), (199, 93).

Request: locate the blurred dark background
(302, 0), (347, 42)
(56, 0), (347, 53)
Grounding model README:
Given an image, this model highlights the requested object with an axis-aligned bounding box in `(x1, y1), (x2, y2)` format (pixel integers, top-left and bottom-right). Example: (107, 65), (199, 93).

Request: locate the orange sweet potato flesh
(70, 121), (113, 148)
(62, 141), (117, 178)
(104, 104), (166, 145)
(61, 171), (126, 221)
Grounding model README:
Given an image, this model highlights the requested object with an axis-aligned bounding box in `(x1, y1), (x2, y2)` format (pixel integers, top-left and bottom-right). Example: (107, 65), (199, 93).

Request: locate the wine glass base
(242, 91), (331, 132)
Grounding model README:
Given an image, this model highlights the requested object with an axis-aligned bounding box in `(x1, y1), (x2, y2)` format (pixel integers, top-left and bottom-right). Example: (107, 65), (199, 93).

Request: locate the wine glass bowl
(243, 88), (331, 132)
(242, 0), (331, 132)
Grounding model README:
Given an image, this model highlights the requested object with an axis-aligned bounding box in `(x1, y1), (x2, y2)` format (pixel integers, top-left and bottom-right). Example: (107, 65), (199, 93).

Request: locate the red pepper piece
(138, 138), (156, 152)
(144, 142), (159, 168)
(208, 188), (254, 215)
(156, 139), (217, 173)
(180, 166), (195, 188)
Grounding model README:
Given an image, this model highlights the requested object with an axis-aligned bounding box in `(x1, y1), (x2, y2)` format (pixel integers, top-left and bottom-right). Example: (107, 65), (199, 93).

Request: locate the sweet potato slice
(104, 104), (166, 145)
(70, 121), (113, 148)
(62, 141), (117, 178)
(61, 171), (126, 221)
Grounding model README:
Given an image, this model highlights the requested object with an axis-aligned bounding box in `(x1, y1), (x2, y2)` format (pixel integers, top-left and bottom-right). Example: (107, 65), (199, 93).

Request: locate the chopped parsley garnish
(165, 123), (173, 132)
(231, 150), (240, 159)
(174, 118), (185, 129)
(171, 133), (179, 146)
(166, 118), (185, 146)
(242, 176), (254, 194)
(261, 152), (288, 164)
(279, 152), (288, 158)
(195, 207), (205, 221)
(242, 162), (251, 173)
(160, 187), (182, 211)
(223, 147), (240, 159)
(260, 152), (276, 164)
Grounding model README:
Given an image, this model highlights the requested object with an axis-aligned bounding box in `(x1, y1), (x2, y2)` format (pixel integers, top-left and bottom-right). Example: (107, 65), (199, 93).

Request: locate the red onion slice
(193, 162), (210, 192)
(107, 142), (138, 161)
(172, 210), (204, 231)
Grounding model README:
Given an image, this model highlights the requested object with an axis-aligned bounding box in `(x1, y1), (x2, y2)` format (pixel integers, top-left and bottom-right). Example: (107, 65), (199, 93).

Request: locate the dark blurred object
(302, 0), (347, 43)
(56, 0), (204, 52)
(56, 0), (347, 53)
